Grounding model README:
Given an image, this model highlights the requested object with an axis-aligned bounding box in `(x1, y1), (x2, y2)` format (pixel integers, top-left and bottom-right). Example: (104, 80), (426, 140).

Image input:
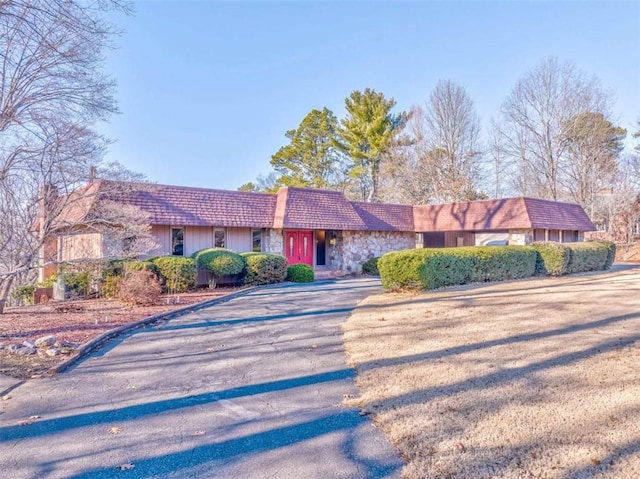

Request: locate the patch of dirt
(0, 288), (242, 379)
(344, 265), (640, 479)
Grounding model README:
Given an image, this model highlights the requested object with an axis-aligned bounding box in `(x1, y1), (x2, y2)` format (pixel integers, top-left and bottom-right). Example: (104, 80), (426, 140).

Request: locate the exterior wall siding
(151, 225), (172, 256)
(340, 231), (415, 274)
(508, 229), (534, 245)
(184, 226), (213, 256)
(444, 231), (475, 247)
(59, 232), (103, 262)
(227, 227), (252, 252)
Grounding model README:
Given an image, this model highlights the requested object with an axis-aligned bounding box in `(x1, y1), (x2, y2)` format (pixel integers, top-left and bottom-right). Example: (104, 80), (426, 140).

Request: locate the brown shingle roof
(413, 197), (595, 232)
(273, 187), (368, 230)
(351, 201), (414, 231)
(523, 197), (596, 231)
(53, 182), (595, 233)
(123, 183), (276, 227)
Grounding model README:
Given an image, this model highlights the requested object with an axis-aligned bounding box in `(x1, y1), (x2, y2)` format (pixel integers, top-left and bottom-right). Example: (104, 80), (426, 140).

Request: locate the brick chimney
(37, 183), (59, 282)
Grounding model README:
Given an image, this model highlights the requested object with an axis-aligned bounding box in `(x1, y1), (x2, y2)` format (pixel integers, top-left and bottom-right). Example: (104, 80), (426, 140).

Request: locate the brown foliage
(116, 270), (162, 307)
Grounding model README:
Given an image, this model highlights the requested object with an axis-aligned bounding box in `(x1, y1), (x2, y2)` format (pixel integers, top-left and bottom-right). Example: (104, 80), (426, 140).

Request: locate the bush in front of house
(122, 260), (159, 276)
(378, 248), (475, 290)
(565, 242), (611, 273)
(379, 246), (537, 291)
(361, 257), (380, 276)
(151, 256), (196, 293)
(240, 252), (288, 286)
(101, 275), (122, 299)
(60, 270), (91, 297)
(116, 269), (162, 306)
(100, 259), (160, 298)
(378, 249), (432, 290)
(11, 284), (36, 306)
(595, 240), (616, 269)
(194, 248), (245, 287)
(286, 263), (314, 283)
(471, 246), (537, 282)
(531, 242), (571, 276)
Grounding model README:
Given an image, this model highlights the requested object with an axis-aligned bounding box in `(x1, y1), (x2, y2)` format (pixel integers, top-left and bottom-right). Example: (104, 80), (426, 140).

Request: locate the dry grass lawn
(343, 265), (640, 479)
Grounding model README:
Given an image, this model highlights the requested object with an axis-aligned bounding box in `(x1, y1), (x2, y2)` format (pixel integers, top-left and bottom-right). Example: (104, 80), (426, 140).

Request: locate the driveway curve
(0, 278), (402, 479)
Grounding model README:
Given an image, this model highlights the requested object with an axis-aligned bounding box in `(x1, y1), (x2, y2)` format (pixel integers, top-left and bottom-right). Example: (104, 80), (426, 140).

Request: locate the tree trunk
(368, 160), (380, 202)
(0, 275), (15, 314)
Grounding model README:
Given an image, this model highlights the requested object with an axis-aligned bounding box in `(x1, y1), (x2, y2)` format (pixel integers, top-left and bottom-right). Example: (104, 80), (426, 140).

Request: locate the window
(252, 228), (262, 252)
(123, 236), (136, 257)
(171, 228), (184, 256)
(214, 229), (225, 248)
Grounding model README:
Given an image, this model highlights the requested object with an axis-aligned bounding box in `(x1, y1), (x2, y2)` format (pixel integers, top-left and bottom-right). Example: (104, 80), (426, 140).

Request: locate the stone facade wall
(264, 229), (284, 255)
(339, 231), (416, 273)
(325, 231), (345, 270)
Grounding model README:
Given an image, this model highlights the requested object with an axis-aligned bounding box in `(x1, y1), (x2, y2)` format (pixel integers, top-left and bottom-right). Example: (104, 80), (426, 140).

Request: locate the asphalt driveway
(0, 278), (402, 479)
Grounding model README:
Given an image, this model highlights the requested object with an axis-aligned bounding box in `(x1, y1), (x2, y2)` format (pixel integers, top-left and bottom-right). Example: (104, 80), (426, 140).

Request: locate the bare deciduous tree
(0, 0), (150, 313)
(390, 81), (482, 204)
(498, 57), (612, 201)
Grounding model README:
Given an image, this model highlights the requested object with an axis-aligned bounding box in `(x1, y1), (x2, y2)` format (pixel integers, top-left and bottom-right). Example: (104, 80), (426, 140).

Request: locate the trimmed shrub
(361, 257), (380, 276)
(122, 260), (159, 276)
(565, 242), (609, 274)
(195, 248), (245, 287)
(378, 248), (476, 291)
(420, 249), (477, 289)
(151, 256), (196, 293)
(286, 263), (314, 283)
(595, 240), (616, 269)
(241, 252), (287, 286)
(379, 246), (537, 291)
(116, 269), (162, 306)
(471, 246), (537, 282)
(530, 242), (570, 276)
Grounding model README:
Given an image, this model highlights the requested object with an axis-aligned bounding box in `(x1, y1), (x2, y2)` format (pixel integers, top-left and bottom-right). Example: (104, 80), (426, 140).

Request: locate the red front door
(285, 230), (313, 267)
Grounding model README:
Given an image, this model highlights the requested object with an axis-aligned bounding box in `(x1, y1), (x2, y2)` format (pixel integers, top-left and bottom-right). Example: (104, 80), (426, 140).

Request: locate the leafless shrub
(116, 270), (162, 307)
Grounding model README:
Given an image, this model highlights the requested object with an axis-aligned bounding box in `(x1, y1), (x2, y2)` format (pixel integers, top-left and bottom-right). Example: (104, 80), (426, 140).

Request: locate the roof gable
(413, 197), (596, 232)
(413, 198), (531, 231)
(273, 187), (368, 230)
(523, 197), (596, 231)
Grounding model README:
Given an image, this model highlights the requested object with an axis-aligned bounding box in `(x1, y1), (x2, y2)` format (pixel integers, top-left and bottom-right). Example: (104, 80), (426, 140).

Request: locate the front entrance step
(314, 268), (349, 280)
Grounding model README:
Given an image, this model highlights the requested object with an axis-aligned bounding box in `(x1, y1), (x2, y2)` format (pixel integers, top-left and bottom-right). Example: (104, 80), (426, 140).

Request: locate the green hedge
(362, 257), (380, 276)
(378, 248), (476, 290)
(151, 256), (196, 293)
(379, 241), (616, 292)
(379, 246), (534, 291)
(531, 242), (570, 276)
(241, 252), (287, 286)
(565, 242), (610, 273)
(123, 260), (159, 276)
(194, 248), (245, 276)
(596, 240), (616, 269)
(471, 246), (537, 282)
(286, 264), (314, 283)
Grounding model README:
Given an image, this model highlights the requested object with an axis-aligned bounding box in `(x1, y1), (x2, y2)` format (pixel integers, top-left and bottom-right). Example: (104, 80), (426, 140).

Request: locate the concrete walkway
(0, 278), (402, 478)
